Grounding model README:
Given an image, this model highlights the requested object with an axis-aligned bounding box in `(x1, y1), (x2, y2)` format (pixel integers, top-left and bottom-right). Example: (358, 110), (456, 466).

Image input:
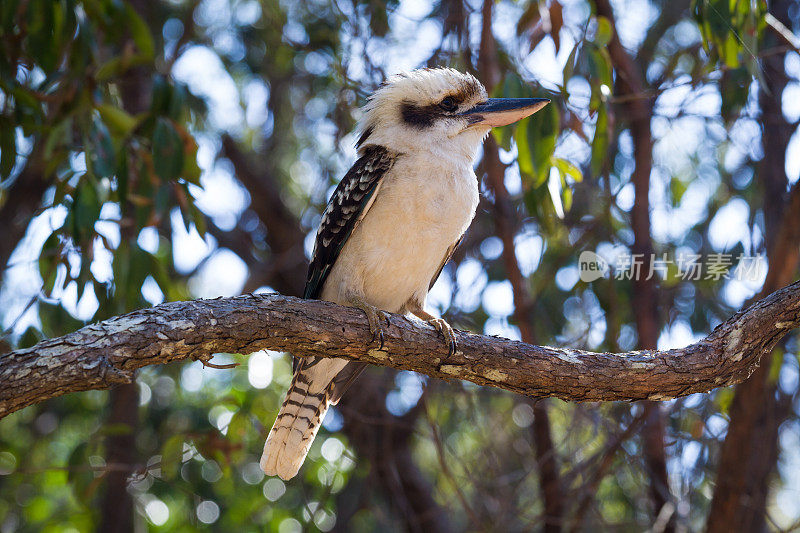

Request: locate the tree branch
(1, 281), (799, 418)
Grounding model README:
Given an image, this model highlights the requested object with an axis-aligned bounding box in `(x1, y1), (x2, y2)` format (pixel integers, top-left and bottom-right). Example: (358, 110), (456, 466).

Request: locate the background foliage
(1, 0), (799, 531)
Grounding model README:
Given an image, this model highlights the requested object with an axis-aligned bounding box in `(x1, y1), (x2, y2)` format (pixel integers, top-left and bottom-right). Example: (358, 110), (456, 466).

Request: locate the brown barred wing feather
(303, 145), (397, 300)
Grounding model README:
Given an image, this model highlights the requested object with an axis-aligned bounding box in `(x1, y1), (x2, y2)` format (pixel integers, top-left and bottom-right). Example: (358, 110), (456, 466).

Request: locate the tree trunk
(100, 1), (153, 526)
(706, 1), (797, 529)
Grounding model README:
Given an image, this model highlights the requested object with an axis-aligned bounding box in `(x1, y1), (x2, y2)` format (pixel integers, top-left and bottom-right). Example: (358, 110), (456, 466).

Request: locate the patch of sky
(707, 197), (751, 252)
(171, 208), (215, 274)
(787, 129), (800, 185)
(455, 258), (487, 312)
(428, 270), (453, 313)
(173, 46), (243, 132)
(484, 316), (521, 341)
(610, 0), (658, 51)
(555, 264), (579, 291)
(247, 350), (274, 389)
(322, 406), (343, 432)
(658, 320), (703, 350)
(776, 419), (800, 526)
(141, 276), (165, 306)
(514, 231), (544, 277)
(482, 280), (515, 317)
(386, 371), (425, 416)
(188, 248), (248, 298)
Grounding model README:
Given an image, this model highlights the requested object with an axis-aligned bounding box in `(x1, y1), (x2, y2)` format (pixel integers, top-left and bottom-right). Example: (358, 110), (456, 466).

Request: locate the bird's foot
(427, 317), (456, 357)
(349, 297), (390, 350)
(408, 305), (457, 356)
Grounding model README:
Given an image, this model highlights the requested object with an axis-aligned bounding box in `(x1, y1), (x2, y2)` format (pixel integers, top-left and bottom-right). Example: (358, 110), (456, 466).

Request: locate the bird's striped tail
(260, 378), (332, 480)
(260, 357), (350, 480)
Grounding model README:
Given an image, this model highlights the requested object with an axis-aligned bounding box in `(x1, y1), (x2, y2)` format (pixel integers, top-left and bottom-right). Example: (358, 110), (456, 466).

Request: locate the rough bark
(1, 281), (798, 418)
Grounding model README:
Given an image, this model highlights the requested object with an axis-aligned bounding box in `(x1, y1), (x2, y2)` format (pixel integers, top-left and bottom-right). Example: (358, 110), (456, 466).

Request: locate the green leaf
(39, 232), (62, 296)
(560, 184), (572, 212)
(18, 326), (43, 349)
(716, 387), (733, 414)
(26, 0), (58, 72)
(168, 82), (188, 120)
(10, 84), (40, 110)
(95, 57), (124, 81)
(116, 144), (129, 206)
(722, 33), (740, 68)
(97, 104), (139, 137)
(553, 157), (582, 183)
(587, 46), (613, 88)
(43, 117), (72, 160)
(175, 123), (201, 185)
(768, 348), (783, 384)
(520, 98), (559, 187)
(39, 300), (85, 338)
(152, 118), (184, 181)
(226, 412), (250, 445)
(160, 435), (184, 481)
(670, 176), (688, 206)
(562, 43), (579, 87)
(702, 0), (733, 42)
(71, 179), (102, 241)
(125, 4), (155, 60)
(590, 104), (609, 176)
(87, 116), (116, 178)
(514, 117), (534, 177)
(594, 16), (613, 47)
(1, 1), (17, 34)
(190, 196), (207, 236)
(151, 76), (171, 115)
(67, 443), (93, 502)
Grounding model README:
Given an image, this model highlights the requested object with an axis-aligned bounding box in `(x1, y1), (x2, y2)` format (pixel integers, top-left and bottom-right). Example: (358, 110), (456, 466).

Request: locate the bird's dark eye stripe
(401, 102), (436, 128)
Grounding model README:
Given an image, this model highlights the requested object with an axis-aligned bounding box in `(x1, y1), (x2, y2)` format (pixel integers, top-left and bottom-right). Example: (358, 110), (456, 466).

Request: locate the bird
(260, 68), (549, 480)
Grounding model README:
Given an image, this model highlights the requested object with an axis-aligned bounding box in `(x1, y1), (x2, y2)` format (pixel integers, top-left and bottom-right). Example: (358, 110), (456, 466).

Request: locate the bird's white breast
(321, 151), (479, 313)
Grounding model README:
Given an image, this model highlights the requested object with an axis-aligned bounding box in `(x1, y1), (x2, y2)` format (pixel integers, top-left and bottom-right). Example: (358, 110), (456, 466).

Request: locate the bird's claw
(351, 298), (390, 350)
(428, 317), (456, 357)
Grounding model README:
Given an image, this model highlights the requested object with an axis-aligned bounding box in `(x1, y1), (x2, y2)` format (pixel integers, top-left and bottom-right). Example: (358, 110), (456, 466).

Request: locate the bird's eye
(439, 96), (457, 112)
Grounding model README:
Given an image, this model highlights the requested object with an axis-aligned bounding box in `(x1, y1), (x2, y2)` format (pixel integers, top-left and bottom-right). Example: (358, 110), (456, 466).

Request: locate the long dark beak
(460, 98), (550, 127)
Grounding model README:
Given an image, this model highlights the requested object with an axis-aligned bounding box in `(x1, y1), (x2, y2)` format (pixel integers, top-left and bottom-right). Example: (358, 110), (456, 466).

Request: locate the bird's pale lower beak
(460, 98), (550, 127)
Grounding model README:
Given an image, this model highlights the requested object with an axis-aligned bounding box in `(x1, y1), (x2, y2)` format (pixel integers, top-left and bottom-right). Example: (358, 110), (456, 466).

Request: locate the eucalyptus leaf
(152, 118), (184, 182)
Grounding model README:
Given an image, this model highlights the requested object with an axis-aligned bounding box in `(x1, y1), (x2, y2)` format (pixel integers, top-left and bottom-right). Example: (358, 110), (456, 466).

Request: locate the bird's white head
(356, 68), (549, 161)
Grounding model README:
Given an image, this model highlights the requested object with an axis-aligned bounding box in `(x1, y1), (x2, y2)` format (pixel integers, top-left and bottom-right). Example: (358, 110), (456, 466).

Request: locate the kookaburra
(260, 68), (549, 480)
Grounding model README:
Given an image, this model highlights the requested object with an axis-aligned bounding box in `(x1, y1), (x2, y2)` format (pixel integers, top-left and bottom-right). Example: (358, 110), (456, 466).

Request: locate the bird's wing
(428, 235), (464, 290)
(303, 145), (397, 300)
(264, 147), (398, 479)
(292, 145), (395, 377)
